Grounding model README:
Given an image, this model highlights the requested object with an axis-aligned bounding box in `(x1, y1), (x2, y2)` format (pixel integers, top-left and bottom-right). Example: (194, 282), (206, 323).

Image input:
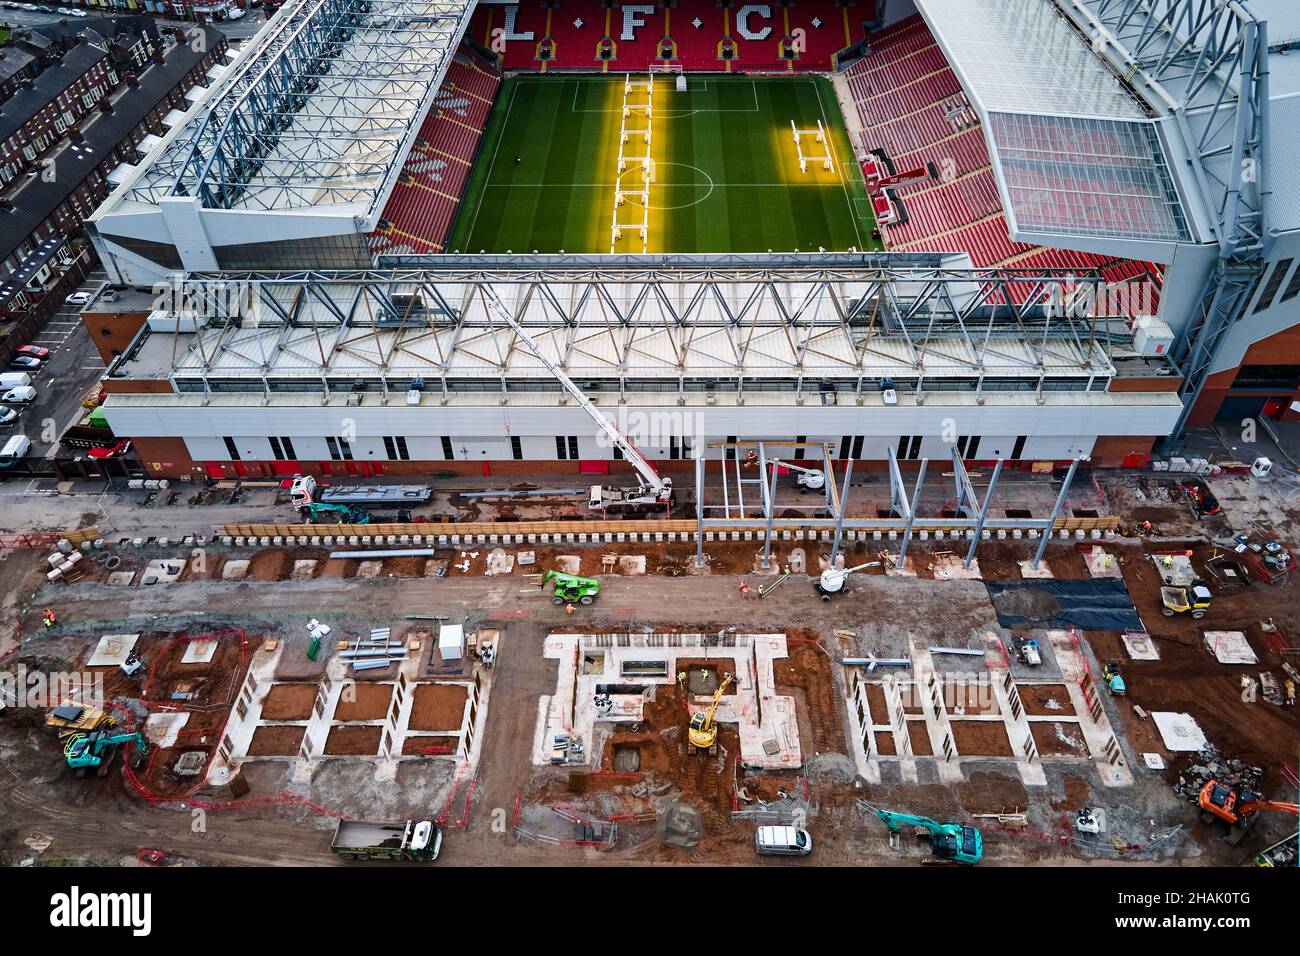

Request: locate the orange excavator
(1198, 780), (1298, 845)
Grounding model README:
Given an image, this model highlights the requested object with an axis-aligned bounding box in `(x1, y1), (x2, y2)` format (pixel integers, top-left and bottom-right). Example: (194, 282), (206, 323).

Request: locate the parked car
(15, 345), (50, 360)
(0, 407), (17, 426)
(227, 5), (245, 18)
(1, 387), (36, 405)
(7, 356), (42, 371)
(66, 291), (92, 305)
(88, 439), (132, 460)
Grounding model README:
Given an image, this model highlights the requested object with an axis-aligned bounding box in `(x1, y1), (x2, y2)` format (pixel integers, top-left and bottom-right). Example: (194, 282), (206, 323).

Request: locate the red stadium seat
(843, 13), (1162, 301)
(369, 46), (504, 256)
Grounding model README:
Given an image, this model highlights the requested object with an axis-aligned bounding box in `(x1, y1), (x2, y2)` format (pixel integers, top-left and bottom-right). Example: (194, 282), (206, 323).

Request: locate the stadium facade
(79, 0), (1300, 481)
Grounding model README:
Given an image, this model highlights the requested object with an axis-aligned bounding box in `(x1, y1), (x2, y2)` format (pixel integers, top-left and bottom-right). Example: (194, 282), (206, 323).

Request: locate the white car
(227, 5), (245, 18)
(66, 291), (92, 305)
(1, 386), (35, 405)
(0, 407), (17, 426)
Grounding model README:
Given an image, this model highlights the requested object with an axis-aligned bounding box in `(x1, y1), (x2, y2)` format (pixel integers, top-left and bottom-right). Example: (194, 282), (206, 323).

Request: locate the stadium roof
(107, 0), (473, 218)
(915, 0), (1192, 246)
(109, 260), (1141, 392)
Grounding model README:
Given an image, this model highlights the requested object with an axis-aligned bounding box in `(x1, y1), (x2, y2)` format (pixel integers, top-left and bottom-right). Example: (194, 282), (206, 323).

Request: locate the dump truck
(330, 818), (442, 862)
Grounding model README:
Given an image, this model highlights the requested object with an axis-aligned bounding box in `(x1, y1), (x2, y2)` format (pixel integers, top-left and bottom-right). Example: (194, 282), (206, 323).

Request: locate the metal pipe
(829, 457), (854, 568)
(898, 458), (928, 564)
(1031, 457), (1081, 570)
(761, 443), (777, 570)
(695, 454), (704, 569)
(328, 548), (437, 559)
(964, 458), (1002, 568)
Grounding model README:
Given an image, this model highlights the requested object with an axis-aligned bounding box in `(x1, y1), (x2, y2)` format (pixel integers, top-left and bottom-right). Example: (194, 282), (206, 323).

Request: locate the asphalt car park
(0, 270), (109, 460)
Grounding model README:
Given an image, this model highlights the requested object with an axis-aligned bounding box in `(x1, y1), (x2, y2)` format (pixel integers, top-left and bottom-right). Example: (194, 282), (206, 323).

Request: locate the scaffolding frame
(791, 119), (833, 174)
(610, 73), (654, 254)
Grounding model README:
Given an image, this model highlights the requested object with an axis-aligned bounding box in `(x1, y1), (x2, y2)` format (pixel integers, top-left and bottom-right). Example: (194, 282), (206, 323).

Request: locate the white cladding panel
(106, 396), (1182, 461)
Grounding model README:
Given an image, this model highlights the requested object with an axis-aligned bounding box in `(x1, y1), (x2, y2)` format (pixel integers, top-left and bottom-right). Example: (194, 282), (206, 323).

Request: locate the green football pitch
(447, 74), (880, 255)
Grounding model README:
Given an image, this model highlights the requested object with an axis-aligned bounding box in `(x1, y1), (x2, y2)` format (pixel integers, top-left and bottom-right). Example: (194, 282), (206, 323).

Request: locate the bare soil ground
(1018, 684), (1075, 716)
(260, 683), (317, 721)
(248, 725), (306, 757)
(408, 683), (468, 731)
(323, 726), (382, 756)
(333, 682), (394, 721)
(1030, 721), (1088, 757)
(951, 720), (1013, 757)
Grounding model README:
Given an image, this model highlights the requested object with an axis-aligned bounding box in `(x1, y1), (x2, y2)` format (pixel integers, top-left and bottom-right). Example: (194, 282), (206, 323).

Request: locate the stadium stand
(843, 13), (1162, 304)
(469, 1), (874, 72)
(370, 45), (503, 256)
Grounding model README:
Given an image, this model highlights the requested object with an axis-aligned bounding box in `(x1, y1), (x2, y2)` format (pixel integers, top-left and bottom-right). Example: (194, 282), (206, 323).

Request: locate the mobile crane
(868, 805), (983, 865)
(1198, 779), (1298, 845)
(688, 673), (734, 749)
(480, 287), (673, 517)
(63, 729), (149, 777)
(766, 459), (826, 492)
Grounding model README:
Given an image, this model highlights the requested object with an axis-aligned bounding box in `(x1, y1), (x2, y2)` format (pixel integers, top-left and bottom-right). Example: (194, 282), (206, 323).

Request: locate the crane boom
(480, 287), (670, 506)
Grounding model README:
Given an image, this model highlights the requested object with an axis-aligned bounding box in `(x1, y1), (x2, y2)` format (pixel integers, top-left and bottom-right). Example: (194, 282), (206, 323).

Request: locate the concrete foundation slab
(140, 558), (186, 585)
(1018, 561), (1054, 579)
(221, 560), (250, 581)
(106, 571), (136, 587)
(617, 555), (646, 575)
(291, 560), (318, 580)
(145, 711), (190, 748)
(1122, 633), (1161, 661)
(555, 555), (581, 575)
(1152, 711), (1208, 751)
(486, 549), (514, 576)
(87, 634), (139, 667)
(357, 561), (383, 578)
(181, 638), (219, 664)
(1203, 631), (1257, 664)
(1084, 547), (1122, 578)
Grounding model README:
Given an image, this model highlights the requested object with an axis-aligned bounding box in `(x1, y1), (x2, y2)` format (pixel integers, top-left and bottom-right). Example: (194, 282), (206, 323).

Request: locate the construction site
(0, 452), (1296, 870)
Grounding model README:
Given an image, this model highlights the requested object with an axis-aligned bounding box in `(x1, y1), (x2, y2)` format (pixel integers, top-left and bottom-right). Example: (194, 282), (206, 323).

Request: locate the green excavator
(63, 729), (149, 778)
(868, 805), (983, 865)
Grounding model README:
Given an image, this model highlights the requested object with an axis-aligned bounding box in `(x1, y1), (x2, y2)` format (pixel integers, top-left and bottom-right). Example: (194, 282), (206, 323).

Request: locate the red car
(16, 345), (49, 359)
(87, 439), (132, 459)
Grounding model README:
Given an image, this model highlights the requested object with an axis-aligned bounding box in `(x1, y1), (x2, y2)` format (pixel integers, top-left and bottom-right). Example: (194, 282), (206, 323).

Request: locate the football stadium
(80, 0), (1299, 484)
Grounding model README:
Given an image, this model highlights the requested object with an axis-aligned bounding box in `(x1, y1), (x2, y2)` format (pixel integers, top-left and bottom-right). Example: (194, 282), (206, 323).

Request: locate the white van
(0, 372), (32, 389)
(0, 435), (31, 469)
(755, 826), (813, 857)
(1, 386), (35, 405)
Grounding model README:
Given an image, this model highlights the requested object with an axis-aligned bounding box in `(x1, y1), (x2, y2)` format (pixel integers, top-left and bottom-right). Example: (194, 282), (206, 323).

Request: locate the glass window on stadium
(1233, 365), (1300, 389)
(1253, 259), (1295, 314)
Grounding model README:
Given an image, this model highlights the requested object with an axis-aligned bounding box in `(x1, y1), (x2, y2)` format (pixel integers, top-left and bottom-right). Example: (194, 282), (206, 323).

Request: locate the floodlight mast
(479, 286), (672, 511)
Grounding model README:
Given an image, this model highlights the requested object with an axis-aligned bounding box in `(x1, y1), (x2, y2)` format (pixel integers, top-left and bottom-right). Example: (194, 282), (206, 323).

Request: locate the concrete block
(1012, 529), (1022, 539)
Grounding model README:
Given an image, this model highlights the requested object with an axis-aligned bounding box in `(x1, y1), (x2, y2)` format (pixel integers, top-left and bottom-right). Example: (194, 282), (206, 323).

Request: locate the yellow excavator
(688, 673), (734, 749)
